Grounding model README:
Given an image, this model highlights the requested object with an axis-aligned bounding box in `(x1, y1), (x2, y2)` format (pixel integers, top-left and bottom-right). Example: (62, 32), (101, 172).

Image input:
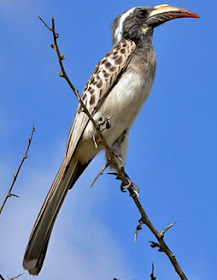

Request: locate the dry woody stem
(0, 126), (35, 215)
(39, 16), (188, 280)
(0, 273), (24, 280)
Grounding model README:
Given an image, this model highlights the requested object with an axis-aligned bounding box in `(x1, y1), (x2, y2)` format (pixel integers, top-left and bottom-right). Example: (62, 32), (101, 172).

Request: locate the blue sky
(0, 0), (216, 279)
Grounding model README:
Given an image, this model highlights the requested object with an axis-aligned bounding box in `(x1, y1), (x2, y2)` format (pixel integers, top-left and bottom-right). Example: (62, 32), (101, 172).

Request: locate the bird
(23, 4), (199, 275)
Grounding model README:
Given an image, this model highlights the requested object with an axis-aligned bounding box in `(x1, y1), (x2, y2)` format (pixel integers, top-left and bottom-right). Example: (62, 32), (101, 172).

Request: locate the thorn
(60, 54), (66, 60)
(10, 193), (19, 198)
(131, 187), (139, 197)
(134, 217), (144, 242)
(134, 224), (142, 242)
(159, 221), (177, 238)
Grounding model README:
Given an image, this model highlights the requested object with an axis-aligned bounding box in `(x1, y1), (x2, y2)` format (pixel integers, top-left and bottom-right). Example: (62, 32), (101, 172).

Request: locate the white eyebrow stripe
(114, 7), (136, 44)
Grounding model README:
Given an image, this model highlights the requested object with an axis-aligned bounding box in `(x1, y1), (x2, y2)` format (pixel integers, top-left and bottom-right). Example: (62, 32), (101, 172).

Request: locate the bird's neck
(137, 32), (153, 49)
(131, 37), (156, 83)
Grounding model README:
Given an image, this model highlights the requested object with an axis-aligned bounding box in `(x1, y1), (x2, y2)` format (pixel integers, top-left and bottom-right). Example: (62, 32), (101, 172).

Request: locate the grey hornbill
(23, 4), (199, 275)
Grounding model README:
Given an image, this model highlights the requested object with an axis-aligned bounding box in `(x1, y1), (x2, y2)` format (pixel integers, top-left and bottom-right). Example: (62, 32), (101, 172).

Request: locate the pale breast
(99, 68), (154, 146)
(82, 46), (156, 150)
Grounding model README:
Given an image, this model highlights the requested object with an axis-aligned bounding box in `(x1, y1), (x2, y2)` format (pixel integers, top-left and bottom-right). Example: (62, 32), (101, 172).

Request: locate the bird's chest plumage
(98, 50), (156, 146)
(82, 46), (156, 151)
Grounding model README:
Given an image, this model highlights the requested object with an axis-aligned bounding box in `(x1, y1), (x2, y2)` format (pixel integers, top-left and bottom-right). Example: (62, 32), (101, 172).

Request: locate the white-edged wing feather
(65, 39), (136, 164)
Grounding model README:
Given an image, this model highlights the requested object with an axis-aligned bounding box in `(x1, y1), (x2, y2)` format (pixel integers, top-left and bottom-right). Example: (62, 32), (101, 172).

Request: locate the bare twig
(90, 162), (110, 187)
(0, 273), (24, 280)
(39, 17), (188, 280)
(150, 263), (156, 280)
(7, 273), (24, 280)
(0, 126), (35, 215)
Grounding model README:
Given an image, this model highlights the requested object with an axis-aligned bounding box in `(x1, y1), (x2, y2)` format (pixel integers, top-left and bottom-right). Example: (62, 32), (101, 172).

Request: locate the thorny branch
(39, 17), (189, 280)
(0, 126), (35, 215)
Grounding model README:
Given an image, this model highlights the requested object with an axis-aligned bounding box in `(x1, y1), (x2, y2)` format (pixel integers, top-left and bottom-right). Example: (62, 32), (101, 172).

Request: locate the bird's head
(112, 4), (199, 45)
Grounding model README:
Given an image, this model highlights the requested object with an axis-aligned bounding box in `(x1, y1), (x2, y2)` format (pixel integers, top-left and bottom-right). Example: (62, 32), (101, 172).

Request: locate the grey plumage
(23, 4), (198, 275)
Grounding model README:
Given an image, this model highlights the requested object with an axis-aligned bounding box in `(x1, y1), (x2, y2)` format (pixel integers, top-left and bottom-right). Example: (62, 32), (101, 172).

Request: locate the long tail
(23, 156), (89, 275)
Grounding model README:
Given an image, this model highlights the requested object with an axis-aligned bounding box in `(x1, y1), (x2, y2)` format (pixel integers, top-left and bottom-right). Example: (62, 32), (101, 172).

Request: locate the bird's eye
(140, 10), (147, 17)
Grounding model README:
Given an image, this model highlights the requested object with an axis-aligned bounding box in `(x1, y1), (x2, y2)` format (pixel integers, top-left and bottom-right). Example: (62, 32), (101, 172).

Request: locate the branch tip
(150, 263), (156, 280)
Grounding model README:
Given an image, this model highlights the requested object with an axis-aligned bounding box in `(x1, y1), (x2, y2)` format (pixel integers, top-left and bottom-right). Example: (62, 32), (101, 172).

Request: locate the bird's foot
(96, 117), (111, 133)
(120, 179), (139, 197)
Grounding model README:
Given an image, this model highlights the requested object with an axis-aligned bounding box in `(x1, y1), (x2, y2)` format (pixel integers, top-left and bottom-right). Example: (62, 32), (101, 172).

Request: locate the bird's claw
(120, 183), (127, 192)
(107, 167), (139, 196)
(97, 117), (111, 132)
(120, 180), (139, 197)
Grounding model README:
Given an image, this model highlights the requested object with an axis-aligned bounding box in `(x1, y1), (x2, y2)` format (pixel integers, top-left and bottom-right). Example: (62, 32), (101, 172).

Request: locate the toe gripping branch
(108, 168), (139, 197)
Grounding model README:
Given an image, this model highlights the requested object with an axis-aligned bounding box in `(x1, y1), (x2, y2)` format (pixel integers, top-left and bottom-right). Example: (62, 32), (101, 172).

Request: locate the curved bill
(147, 4), (199, 27)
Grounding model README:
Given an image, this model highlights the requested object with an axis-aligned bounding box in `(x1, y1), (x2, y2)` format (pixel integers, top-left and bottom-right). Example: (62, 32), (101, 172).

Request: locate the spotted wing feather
(65, 39), (136, 163)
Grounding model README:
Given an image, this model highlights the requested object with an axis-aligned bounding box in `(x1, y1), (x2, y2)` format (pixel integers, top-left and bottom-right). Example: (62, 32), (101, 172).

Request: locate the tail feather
(23, 156), (88, 275)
